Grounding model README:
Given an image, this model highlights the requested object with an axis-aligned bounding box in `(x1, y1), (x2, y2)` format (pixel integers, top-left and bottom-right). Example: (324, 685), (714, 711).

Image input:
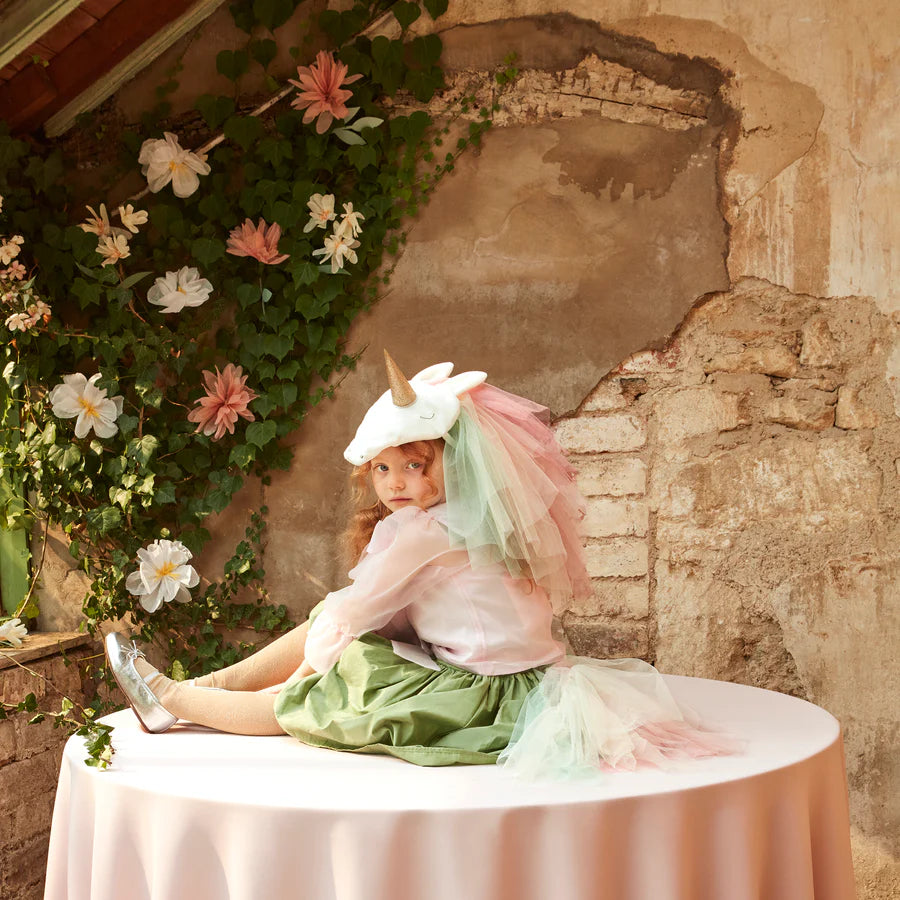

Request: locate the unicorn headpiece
(345, 351), (591, 612)
(343, 351), (486, 465)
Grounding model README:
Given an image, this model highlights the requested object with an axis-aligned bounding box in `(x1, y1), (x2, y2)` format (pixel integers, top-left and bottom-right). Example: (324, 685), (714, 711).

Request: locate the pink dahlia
(288, 50), (362, 134)
(226, 218), (289, 265)
(187, 364), (257, 440)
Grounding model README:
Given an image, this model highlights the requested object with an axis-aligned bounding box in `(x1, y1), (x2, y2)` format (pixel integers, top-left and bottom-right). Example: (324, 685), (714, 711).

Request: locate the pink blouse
(304, 503), (566, 676)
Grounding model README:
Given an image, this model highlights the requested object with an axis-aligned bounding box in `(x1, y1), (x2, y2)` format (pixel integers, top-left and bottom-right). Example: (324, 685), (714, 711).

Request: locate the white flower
(118, 204), (149, 234)
(25, 300), (51, 327)
(0, 235), (24, 265)
(79, 204), (126, 240)
(97, 234), (130, 267)
(139, 132), (211, 199)
(5, 312), (30, 332)
(335, 201), (365, 239)
(312, 230), (360, 274)
(48, 373), (125, 439)
(0, 617), (27, 647)
(125, 539), (199, 613)
(147, 266), (213, 314)
(303, 193), (336, 233)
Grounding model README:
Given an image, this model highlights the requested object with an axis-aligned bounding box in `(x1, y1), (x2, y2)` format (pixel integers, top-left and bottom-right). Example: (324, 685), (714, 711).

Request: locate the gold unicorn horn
(384, 350), (416, 407)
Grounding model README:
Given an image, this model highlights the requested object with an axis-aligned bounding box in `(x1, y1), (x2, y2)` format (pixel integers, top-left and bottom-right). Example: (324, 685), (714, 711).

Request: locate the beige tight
(133, 621), (310, 736)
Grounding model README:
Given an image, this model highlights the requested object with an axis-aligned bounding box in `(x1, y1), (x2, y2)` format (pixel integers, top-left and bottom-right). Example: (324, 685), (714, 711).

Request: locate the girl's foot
(104, 632), (177, 733)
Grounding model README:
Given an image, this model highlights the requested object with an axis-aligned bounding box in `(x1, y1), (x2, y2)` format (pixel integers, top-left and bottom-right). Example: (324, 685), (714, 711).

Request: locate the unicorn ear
(412, 362), (454, 384)
(446, 370), (487, 397)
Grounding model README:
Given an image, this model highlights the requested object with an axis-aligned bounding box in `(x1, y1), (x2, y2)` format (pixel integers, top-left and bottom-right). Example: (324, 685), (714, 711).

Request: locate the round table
(44, 676), (855, 900)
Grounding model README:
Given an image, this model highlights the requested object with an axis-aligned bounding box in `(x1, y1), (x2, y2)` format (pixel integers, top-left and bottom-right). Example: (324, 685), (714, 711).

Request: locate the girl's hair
(341, 438), (445, 567)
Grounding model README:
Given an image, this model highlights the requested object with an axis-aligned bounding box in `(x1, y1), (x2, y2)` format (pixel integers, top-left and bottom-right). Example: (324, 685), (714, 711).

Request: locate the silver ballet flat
(104, 632), (177, 734)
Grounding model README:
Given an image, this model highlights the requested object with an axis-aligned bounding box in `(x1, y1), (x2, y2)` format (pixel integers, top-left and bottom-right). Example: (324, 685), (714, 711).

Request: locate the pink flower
(187, 364), (258, 440)
(4, 262), (26, 281)
(226, 218), (289, 265)
(288, 51), (362, 134)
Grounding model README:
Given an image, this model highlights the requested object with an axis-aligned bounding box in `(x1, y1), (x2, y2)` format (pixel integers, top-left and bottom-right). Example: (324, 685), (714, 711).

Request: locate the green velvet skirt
(273, 605), (544, 766)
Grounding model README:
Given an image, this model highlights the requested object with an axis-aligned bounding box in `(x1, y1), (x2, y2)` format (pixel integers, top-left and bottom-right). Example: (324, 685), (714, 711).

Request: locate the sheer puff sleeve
(304, 506), (453, 673)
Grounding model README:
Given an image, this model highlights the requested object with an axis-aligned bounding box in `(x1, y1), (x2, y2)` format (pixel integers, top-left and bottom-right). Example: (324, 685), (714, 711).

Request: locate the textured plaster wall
(37, 2), (900, 897)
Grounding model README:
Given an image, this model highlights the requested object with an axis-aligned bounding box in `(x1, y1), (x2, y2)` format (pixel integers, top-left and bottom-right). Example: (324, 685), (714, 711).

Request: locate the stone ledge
(0, 633), (95, 672)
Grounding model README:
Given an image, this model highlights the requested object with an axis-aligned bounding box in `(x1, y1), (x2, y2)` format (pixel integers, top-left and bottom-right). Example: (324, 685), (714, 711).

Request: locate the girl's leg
(193, 621), (310, 692)
(132, 657), (284, 735)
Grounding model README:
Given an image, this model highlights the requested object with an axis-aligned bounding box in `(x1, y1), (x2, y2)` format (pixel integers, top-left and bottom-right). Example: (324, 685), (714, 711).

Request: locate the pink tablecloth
(44, 676), (855, 900)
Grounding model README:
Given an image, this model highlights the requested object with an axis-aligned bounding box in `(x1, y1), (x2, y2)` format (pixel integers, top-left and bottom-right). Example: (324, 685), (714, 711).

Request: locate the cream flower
(125, 539), (199, 613)
(0, 235), (24, 265)
(335, 201), (365, 239)
(139, 132), (211, 198)
(147, 266), (213, 314)
(303, 193), (336, 233)
(79, 204), (125, 240)
(48, 373), (125, 439)
(97, 234), (130, 267)
(0, 617), (27, 647)
(118, 204), (149, 234)
(4, 261), (26, 280)
(312, 230), (360, 274)
(25, 300), (51, 326)
(5, 312), (30, 332)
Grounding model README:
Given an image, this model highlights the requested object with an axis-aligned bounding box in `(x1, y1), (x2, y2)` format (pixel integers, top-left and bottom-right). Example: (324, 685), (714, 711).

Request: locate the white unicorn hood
(343, 351), (486, 465)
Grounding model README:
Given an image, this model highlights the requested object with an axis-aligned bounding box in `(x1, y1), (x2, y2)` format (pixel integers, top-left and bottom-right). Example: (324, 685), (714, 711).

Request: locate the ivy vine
(0, 0), (498, 764)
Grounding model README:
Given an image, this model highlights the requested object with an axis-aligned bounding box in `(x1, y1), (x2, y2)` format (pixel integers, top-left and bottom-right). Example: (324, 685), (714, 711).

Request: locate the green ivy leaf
(244, 419), (276, 449)
(86, 505), (122, 535)
(423, 0), (449, 17)
(224, 115), (264, 151)
(47, 443), (82, 471)
(410, 34), (443, 68)
(250, 38), (277, 71)
(333, 128), (366, 146)
(291, 261), (319, 287)
(127, 434), (159, 467)
(195, 94), (236, 131)
(216, 49), (249, 82)
(253, 0), (296, 31)
(191, 237), (226, 267)
(228, 444), (256, 468)
(392, 1), (421, 29)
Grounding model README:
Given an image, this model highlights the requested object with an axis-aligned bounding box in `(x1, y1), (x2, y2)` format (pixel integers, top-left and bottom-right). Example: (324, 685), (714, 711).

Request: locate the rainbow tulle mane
(443, 383), (591, 612)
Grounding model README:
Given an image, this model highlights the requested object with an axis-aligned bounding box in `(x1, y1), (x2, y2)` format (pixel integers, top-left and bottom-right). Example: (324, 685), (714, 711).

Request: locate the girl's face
(370, 444), (445, 513)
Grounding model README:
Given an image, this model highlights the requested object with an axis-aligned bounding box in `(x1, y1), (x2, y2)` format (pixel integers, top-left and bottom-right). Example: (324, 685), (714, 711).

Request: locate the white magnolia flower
(147, 266), (213, 314)
(0, 235), (24, 265)
(117, 203), (149, 234)
(303, 193), (336, 233)
(48, 373), (125, 439)
(335, 201), (365, 239)
(0, 617), (27, 648)
(312, 230), (360, 274)
(5, 312), (30, 332)
(125, 539), (200, 613)
(139, 132), (211, 199)
(97, 234), (130, 267)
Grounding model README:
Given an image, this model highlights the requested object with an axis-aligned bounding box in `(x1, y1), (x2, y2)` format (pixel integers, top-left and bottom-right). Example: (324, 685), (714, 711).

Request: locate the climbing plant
(0, 0), (499, 765)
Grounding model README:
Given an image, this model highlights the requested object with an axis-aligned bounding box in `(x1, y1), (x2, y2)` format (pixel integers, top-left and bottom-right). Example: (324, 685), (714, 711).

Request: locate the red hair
(341, 439), (444, 567)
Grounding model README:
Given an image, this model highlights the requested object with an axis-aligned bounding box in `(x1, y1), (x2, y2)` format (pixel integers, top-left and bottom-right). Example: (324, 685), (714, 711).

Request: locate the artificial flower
(48, 372), (125, 439)
(138, 132), (210, 198)
(78, 204), (124, 240)
(288, 50), (362, 134)
(147, 266), (213, 314)
(118, 203), (149, 233)
(97, 234), (130, 267)
(25, 300), (51, 326)
(187, 363), (257, 440)
(335, 201), (365, 239)
(0, 617), (27, 647)
(4, 261), (26, 281)
(0, 235), (24, 265)
(5, 312), (30, 332)
(125, 539), (199, 613)
(303, 193), (336, 233)
(313, 229), (360, 274)
(226, 218), (289, 265)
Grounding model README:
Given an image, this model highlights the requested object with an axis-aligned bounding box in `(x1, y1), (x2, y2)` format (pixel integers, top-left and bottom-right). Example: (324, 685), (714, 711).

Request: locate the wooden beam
(0, 0), (85, 70)
(45, 0), (227, 136)
(0, 0), (215, 134)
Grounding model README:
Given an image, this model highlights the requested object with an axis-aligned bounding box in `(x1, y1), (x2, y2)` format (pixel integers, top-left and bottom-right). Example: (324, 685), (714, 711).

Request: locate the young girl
(108, 353), (730, 775)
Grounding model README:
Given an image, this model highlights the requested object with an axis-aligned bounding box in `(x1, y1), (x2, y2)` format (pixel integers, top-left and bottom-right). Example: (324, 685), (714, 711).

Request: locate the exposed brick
(653, 387), (746, 444)
(0, 745), (64, 804)
(704, 345), (799, 377)
(574, 456), (647, 496)
(576, 578), (650, 619)
(835, 386), (880, 429)
(584, 538), (648, 577)
(582, 379), (628, 412)
(562, 614), (650, 659)
(554, 414), (646, 453)
(1, 828), (50, 899)
(583, 498), (648, 537)
(766, 394), (836, 430)
(799, 316), (839, 367)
